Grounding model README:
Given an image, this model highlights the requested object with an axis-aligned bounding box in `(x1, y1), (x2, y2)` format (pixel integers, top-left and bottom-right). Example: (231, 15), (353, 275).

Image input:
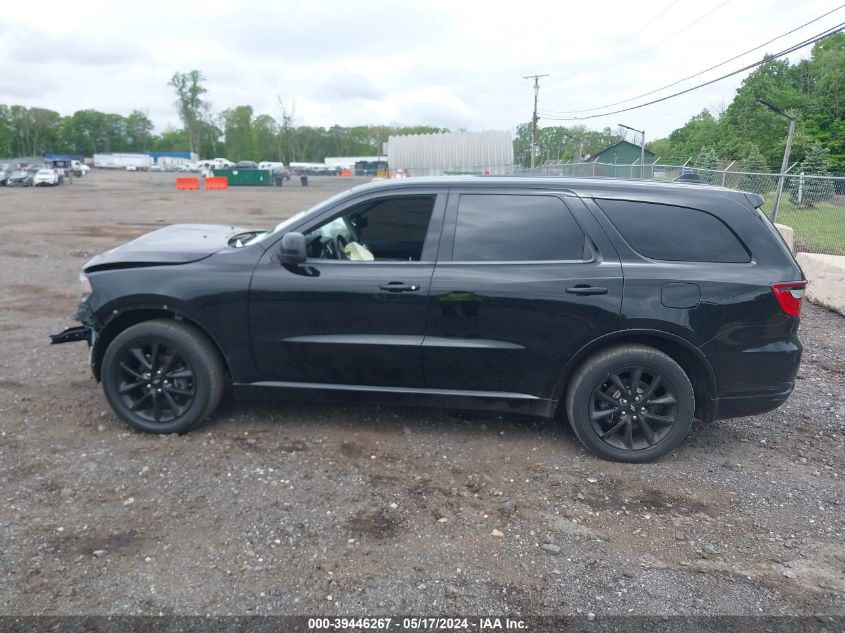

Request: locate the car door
(249, 189), (446, 388)
(423, 189), (623, 399)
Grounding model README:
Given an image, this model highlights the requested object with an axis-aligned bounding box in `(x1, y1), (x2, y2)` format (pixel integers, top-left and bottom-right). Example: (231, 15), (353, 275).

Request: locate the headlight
(79, 273), (93, 301)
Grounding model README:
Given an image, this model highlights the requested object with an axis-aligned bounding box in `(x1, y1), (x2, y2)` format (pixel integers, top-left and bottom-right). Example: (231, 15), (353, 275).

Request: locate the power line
(570, 0), (731, 82)
(628, 0), (681, 39)
(561, 0), (683, 82)
(543, 4), (845, 115)
(623, 0), (731, 60)
(539, 23), (845, 122)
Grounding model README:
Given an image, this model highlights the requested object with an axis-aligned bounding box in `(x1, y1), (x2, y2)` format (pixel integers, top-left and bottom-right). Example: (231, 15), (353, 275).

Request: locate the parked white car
(33, 169), (59, 186)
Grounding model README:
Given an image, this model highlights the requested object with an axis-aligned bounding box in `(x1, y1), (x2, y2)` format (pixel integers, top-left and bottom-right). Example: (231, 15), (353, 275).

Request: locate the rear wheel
(565, 344), (694, 463)
(101, 320), (224, 434)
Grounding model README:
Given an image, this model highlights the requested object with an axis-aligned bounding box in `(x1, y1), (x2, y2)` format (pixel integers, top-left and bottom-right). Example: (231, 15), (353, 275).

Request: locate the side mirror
(279, 232), (307, 264)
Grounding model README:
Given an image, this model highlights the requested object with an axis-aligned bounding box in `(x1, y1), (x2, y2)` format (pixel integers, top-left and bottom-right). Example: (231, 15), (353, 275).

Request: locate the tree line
(0, 72), (445, 162)
(512, 123), (632, 167)
(0, 101), (444, 163)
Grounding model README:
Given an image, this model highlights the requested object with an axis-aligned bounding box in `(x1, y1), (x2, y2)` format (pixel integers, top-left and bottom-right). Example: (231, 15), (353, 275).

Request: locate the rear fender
(553, 329), (718, 420)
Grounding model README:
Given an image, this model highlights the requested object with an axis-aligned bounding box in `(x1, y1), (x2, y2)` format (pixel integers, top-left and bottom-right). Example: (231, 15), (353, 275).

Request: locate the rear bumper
(700, 330), (802, 421)
(712, 384), (794, 420)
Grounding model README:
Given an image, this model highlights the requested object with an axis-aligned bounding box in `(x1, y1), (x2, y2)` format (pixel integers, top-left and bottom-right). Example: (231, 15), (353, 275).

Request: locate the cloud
(0, 73), (56, 100)
(188, 3), (447, 63)
(7, 28), (148, 66)
(394, 89), (474, 129)
(313, 73), (384, 101)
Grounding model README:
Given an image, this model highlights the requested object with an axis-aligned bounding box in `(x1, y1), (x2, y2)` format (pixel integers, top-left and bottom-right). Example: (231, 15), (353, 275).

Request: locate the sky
(1, 0), (842, 142)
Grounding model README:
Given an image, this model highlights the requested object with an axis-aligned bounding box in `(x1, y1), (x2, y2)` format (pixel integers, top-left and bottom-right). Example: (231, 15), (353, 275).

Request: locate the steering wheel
(335, 235), (348, 260)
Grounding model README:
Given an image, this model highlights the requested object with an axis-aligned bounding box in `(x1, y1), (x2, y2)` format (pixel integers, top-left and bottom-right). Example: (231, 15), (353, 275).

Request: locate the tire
(101, 319), (224, 434)
(565, 344), (694, 463)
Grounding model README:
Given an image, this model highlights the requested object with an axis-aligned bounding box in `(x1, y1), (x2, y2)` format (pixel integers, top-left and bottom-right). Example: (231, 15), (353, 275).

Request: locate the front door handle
(566, 285), (608, 296)
(380, 281), (420, 293)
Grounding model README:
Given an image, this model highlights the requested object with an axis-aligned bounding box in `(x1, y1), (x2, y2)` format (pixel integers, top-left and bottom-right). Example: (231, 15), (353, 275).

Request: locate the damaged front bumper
(50, 325), (92, 344)
(50, 300), (99, 345)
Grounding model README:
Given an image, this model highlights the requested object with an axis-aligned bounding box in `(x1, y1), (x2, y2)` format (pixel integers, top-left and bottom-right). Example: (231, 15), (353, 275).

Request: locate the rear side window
(597, 199), (750, 263)
(453, 194), (585, 261)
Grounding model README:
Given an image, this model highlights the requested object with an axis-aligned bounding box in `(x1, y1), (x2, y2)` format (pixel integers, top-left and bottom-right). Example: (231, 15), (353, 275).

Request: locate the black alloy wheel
(101, 320), (224, 434)
(588, 365), (679, 452)
(566, 344), (695, 463)
(115, 340), (196, 424)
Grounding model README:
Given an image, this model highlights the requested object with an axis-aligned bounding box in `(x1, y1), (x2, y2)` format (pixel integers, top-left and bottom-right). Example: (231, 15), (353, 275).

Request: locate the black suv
(52, 178), (805, 462)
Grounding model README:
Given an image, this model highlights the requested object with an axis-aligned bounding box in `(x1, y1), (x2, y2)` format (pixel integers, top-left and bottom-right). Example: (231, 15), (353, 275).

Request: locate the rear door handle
(566, 285), (608, 296)
(380, 281), (420, 292)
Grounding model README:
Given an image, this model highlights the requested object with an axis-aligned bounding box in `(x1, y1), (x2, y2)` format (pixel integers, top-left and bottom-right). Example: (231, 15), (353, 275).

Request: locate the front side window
(304, 195), (435, 262)
(453, 194), (585, 261)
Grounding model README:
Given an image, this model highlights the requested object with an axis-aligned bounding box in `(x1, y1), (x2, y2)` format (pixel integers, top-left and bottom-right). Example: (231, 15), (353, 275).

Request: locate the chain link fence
(514, 161), (845, 256)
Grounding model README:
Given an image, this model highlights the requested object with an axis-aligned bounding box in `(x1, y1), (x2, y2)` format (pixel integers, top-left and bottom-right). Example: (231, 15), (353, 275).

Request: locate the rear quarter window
(596, 199), (750, 263)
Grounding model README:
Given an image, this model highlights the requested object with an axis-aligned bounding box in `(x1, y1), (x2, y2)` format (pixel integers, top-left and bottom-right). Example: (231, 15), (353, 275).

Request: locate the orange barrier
(176, 177), (200, 191)
(205, 176), (229, 190)
(341, 169), (352, 177)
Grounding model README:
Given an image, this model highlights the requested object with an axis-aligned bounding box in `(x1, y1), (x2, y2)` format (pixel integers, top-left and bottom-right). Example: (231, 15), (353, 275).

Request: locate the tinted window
(597, 199), (750, 263)
(357, 197), (433, 248)
(305, 195), (435, 261)
(453, 194), (585, 261)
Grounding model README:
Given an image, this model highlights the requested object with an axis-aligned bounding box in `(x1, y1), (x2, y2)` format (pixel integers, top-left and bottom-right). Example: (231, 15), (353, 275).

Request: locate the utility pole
(758, 99), (796, 223)
(619, 123), (646, 178)
(524, 74), (548, 170)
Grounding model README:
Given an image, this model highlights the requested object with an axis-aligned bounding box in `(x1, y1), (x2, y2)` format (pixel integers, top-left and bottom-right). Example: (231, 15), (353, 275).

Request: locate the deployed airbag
(344, 241), (375, 261)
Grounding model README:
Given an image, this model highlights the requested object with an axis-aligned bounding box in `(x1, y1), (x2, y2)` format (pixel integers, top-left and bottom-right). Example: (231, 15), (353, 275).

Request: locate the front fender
(86, 295), (249, 383)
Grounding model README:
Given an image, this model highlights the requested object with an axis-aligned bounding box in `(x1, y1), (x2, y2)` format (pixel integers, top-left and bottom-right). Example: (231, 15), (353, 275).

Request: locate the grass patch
(760, 192), (845, 255)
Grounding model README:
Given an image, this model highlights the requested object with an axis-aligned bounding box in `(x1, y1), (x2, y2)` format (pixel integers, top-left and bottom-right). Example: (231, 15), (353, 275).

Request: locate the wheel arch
(91, 307), (232, 383)
(555, 330), (717, 422)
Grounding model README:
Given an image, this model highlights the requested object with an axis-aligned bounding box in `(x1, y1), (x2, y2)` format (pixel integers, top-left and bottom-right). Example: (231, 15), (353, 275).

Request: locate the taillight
(771, 281), (807, 317)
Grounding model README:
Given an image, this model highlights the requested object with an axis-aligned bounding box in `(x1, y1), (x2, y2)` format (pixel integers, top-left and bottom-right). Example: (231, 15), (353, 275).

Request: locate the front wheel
(101, 320), (224, 434)
(565, 344), (694, 463)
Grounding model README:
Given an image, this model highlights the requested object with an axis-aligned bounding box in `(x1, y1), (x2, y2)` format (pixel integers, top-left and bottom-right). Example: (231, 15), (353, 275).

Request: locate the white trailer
(93, 153), (152, 170)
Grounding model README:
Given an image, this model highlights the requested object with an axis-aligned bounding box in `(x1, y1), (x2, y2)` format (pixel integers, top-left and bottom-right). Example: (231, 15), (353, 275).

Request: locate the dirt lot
(0, 170), (843, 617)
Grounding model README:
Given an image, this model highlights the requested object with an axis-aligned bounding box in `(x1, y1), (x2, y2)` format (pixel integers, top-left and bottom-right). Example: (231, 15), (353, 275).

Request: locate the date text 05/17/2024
(306, 617), (528, 630)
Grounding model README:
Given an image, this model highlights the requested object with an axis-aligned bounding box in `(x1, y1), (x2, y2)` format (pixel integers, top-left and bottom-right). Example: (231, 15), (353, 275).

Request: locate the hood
(84, 224), (253, 272)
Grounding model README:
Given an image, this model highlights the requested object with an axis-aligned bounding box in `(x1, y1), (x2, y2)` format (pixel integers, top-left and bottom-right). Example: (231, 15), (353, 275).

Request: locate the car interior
(304, 195), (435, 262)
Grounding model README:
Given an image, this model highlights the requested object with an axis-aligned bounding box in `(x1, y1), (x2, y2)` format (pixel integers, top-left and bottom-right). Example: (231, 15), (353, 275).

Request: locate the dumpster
(211, 168), (272, 186)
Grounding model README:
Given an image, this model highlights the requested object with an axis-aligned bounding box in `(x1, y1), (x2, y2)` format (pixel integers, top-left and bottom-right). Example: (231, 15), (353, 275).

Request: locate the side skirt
(232, 381), (558, 418)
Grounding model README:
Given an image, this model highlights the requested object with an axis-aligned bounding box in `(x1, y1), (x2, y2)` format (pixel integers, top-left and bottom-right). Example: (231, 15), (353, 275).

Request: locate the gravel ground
(0, 171), (843, 616)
